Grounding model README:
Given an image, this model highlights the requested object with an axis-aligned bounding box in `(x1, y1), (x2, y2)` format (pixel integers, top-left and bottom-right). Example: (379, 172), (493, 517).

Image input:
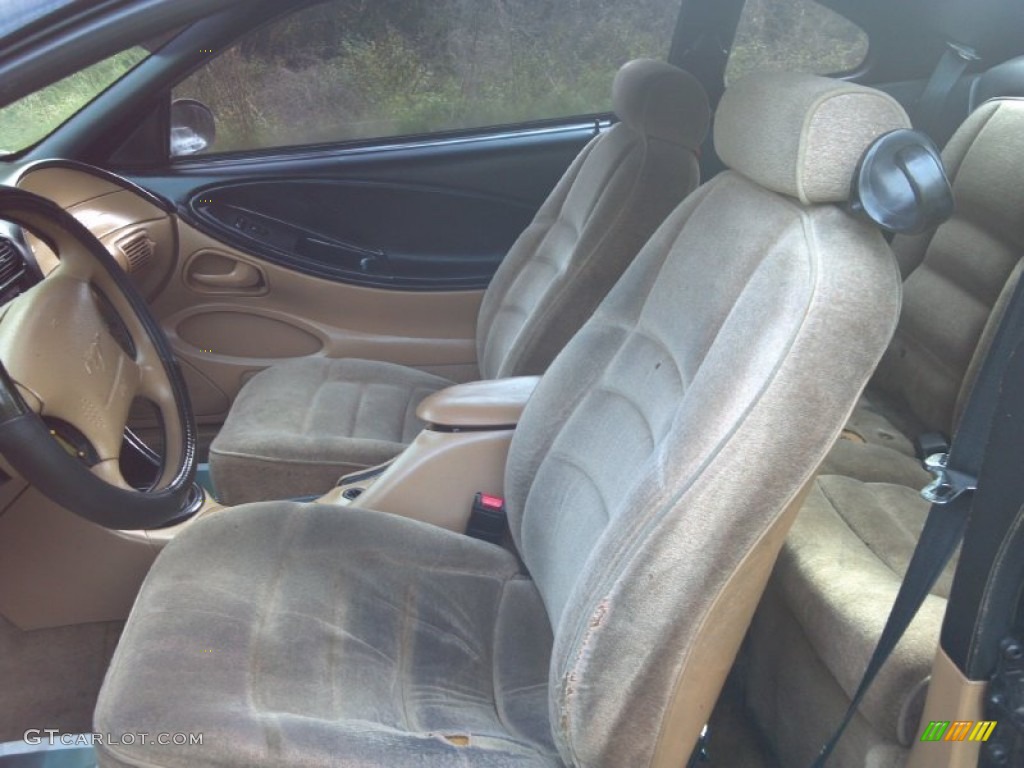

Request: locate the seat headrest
(612, 59), (710, 150)
(849, 129), (954, 234)
(715, 73), (912, 205)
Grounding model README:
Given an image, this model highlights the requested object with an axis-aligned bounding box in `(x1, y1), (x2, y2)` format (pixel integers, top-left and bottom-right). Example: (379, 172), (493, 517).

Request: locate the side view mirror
(170, 98), (216, 157)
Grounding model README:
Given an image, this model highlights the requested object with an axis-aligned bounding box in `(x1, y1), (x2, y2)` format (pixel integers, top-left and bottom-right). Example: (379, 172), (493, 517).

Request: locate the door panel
(131, 124), (596, 299)
(127, 124), (595, 426)
(187, 178), (535, 289)
(152, 220), (485, 424)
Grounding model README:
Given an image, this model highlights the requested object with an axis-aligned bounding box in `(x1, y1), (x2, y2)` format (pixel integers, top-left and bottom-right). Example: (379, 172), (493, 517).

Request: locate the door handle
(190, 261), (263, 290)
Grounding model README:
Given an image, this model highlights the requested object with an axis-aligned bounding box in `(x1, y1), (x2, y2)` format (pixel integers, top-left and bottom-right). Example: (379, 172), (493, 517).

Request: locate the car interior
(0, 1), (1023, 767)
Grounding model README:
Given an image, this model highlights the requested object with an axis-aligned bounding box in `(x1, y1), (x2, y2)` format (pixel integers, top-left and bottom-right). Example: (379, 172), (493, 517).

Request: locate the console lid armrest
(417, 376), (540, 429)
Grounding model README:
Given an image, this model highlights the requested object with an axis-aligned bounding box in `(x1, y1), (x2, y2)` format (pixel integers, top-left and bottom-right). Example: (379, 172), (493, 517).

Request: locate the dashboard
(3, 162), (177, 302)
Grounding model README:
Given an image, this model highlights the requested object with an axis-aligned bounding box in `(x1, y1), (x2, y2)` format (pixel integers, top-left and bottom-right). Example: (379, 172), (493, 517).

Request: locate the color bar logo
(920, 720), (997, 742)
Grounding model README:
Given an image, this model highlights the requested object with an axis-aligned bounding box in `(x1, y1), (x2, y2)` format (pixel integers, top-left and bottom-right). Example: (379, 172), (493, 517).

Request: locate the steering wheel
(0, 187), (198, 529)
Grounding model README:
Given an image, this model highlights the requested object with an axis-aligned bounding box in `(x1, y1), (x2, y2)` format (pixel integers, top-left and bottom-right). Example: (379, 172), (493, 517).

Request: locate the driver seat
(93, 73), (907, 768)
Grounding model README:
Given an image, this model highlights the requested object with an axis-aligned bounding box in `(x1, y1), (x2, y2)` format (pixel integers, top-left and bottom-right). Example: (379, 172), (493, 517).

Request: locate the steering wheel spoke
(91, 459), (135, 491)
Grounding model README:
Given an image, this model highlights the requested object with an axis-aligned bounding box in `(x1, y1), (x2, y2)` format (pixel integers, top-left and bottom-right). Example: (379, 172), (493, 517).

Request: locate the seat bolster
(95, 503), (559, 768)
(209, 358), (453, 504)
(775, 477), (948, 744)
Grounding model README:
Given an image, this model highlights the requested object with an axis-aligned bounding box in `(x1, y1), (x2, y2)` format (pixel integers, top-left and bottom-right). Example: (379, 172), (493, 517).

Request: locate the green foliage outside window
(175, 0), (681, 153)
(0, 48), (148, 156)
(727, 0), (868, 83)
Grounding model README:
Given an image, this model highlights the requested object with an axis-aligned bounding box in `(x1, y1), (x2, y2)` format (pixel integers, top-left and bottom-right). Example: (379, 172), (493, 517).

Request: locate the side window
(0, 47), (149, 156)
(726, 0), (868, 84)
(173, 0), (683, 156)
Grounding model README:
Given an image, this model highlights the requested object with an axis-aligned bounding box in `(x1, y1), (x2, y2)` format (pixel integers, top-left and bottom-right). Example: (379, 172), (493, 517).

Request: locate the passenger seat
(209, 59), (711, 505)
(746, 96), (1024, 768)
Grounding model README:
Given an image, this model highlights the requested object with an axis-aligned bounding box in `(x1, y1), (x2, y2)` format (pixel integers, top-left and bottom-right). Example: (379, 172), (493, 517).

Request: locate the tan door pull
(190, 261), (262, 289)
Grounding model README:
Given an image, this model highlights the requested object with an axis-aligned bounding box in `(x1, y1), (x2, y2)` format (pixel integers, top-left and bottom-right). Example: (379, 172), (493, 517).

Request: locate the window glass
(173, 0), (683, 155)
(0, 47), (149, 156)
(726, 0), (868, 83)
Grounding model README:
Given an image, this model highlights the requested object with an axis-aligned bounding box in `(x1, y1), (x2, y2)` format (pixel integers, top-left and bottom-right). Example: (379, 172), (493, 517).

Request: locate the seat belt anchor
(946, 40), (980, 64)
(921, 453), (978, 505)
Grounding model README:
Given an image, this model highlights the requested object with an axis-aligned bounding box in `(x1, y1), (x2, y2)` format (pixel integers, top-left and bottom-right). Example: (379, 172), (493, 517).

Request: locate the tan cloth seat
(749, 476), (954, 766)
(94, 73), (905, 768)
(748, 98), (1024, 768)
(209, 59), (711, 505)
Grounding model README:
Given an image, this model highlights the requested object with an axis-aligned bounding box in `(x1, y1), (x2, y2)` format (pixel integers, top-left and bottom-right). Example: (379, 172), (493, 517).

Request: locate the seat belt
(915, 41), (979, 139)
(812, 271), (1024, 767)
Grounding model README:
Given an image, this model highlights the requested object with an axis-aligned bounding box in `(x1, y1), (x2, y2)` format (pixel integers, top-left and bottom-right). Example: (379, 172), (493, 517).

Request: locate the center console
(317, 376), (539, 531)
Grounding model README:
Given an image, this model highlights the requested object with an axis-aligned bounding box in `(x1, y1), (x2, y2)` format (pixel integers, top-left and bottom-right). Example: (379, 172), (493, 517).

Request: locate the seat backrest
(874, 97), (1024, 434)
(505, 73), (908, 767)
(475, 59), (709, 380)
(970, 56), (1024, 111)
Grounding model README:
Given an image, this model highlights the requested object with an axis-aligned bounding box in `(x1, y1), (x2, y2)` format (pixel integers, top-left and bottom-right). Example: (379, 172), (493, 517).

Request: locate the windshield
(0, 46), (149, 157)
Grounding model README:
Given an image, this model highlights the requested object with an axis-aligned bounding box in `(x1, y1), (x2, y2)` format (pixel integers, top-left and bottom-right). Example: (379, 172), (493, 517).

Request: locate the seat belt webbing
(812, 272), (1024, 767)
(915, 41), (979, 139)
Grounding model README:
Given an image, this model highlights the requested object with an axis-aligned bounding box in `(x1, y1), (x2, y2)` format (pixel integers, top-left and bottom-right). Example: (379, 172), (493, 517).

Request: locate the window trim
(168, 112), (611, 167)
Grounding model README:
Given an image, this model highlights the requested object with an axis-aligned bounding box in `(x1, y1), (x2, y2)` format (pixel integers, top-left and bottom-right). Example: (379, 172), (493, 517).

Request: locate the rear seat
(746, 94), (1024, 768)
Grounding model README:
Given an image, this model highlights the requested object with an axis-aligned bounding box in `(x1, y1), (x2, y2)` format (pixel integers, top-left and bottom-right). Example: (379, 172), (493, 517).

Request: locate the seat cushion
(819, 394), (931, 488)
(94, 503), (559, 768)
(747, 584), (910, 768)
(209, 358), (453, 505)
(769, 475), (956, 746)
(839, 392), (921, 458)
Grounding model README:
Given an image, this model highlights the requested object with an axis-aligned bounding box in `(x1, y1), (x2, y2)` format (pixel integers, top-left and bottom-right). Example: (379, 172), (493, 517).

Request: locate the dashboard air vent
(0, 237), (25, 291)
(116, 230), (155, 272)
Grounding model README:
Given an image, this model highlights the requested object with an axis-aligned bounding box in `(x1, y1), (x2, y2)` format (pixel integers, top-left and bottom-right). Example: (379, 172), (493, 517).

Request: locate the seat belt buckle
(921, 453), (978, 505)
(466, 493), (507, 544)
